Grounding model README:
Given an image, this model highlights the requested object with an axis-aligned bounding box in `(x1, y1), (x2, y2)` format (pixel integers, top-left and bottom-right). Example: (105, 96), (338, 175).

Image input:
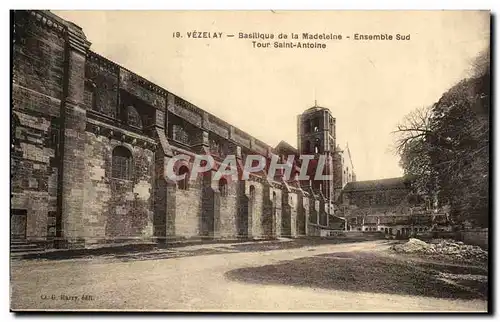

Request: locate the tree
(394, 47), (490, 228)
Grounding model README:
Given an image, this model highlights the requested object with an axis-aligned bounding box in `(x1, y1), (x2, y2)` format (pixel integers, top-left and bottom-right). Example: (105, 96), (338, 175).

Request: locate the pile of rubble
(391, 238), (488, 261)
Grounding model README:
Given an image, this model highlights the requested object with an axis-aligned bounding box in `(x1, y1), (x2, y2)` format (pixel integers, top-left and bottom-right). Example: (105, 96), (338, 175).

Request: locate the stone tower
(297, 103), (336, 207)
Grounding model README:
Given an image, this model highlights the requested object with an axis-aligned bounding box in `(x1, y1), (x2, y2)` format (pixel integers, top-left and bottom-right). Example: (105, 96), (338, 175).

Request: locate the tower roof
(303, 105), (329, 114)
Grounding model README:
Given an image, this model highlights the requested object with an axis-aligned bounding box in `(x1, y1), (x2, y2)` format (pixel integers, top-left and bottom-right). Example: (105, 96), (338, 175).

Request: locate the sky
(54, 10), (489, 181)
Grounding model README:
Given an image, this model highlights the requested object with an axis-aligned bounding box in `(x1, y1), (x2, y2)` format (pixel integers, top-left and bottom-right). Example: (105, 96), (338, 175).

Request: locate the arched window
(312, 118), (320, 132)
(314, 139), (321, 154)
(304, 141), (311, 154)
(219, 178), (228, 197)
(177, 166), (190, 190)
(126, 105), (142, 129)
(249, 185), (255, 198)
(112, 146), (132, 180)
(209, 139), (219, 155)
(305, 121), (311, 134)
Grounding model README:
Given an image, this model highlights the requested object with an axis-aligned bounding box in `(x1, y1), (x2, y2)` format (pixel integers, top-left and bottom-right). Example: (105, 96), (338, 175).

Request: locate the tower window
(314, 138), (321, 154)
(305, 121), (311, 133)
(112, 146), (133, 180)
(304, 141), (311, 154)
(312, 118), (320, 132)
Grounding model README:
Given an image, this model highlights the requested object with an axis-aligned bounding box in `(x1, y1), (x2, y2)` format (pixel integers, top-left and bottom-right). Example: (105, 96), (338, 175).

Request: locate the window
(47, 211), (57, 239)
(177, 166), (190, 190)
(305, 121), (311, 134)
(209, 139), (220, 155)
(304, 141), (311, 154)
(50, 125), (59, 148)
(312, 118), (320, 132)
(112, 146), (132, 180)
(219, 178), (228, 197)
(126, 106), (142, 129)
(249, 185), (255, 199)
(84, 81), (97, 110)
(314, 138), (321, 154)
(172, 125), (191, 145)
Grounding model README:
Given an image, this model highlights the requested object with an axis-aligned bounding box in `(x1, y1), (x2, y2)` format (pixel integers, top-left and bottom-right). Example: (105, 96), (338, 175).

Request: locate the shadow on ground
(13, 238), (386, 262)
(224, 251), (488, 300)
(105, 238), (386, 262)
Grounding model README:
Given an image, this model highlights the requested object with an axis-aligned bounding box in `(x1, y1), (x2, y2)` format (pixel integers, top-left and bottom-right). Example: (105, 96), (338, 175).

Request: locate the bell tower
(297, 102), (336, 205)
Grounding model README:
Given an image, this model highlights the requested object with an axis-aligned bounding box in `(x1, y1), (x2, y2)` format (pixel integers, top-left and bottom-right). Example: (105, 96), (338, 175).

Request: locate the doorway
(11, 209), (27, 240)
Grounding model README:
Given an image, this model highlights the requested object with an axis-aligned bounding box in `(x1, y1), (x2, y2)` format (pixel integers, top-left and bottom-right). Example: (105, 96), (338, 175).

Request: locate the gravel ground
(10, 240), (488, 312)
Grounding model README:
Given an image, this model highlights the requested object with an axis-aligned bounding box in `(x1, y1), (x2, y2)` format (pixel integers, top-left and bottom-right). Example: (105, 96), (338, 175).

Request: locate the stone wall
(281, 189), (300, 237)
(459, 229), (488, 250)
(13, 11), (66, 100)
(299, 194), (310, 235)
(260, 185), (280, 238)
(11, 10), (335, 248)
(175, 178), (202, 238)
(246, 180), (265, 238)
(344, 188), (408, 208)
(11, 110), (58, 241)
(11, 10), (66, 243)
(218, 178), (239, 238)
(82, 132), (155, 243)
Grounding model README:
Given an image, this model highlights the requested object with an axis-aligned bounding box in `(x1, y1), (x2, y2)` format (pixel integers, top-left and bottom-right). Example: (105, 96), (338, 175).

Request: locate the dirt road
(10, 240), (487, 312)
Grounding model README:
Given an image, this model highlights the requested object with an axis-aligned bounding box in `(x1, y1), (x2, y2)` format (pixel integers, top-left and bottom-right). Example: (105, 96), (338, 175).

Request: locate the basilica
(11, 10), (438, 251)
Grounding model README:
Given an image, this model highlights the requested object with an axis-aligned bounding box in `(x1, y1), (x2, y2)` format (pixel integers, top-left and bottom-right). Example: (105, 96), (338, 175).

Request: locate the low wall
(459, 229), (488, 250)
(307, 224), (322, 237)
(419, 229), (488, 250)
(313, 228), (385, 240)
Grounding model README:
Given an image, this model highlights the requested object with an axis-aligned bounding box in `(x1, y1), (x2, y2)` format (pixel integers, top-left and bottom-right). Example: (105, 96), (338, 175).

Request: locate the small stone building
(340, 178), (449, 236)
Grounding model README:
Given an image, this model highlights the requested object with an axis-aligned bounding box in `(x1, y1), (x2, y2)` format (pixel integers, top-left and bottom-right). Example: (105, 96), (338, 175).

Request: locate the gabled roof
(274, 140), (299, 155)
(343, 177), (407, 192)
